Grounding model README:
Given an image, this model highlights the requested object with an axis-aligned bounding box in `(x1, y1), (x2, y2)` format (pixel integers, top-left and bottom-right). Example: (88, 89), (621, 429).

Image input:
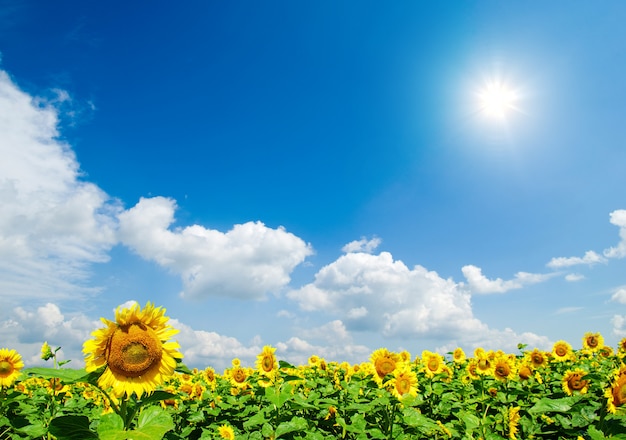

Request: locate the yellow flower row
(3, 302), (626, 420)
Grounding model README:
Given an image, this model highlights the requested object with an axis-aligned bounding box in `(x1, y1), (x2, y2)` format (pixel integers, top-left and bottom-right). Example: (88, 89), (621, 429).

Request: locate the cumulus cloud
(1, 303), (99, 367)
(604, 210), (626, 259)
(0, 70), (120, 303)
(565, 273), (585, 282)
(288, 251), (550, 354)
(461, 265), (556, 294)
(118, 196), (313, 300)
(612, 315), (626, 337)
(170, 318), (262, 372)
(610, 288), (626, 304)
(341, 237), (381, 254)
(289, 251), (486, 339)
(547, 250), (607, 269)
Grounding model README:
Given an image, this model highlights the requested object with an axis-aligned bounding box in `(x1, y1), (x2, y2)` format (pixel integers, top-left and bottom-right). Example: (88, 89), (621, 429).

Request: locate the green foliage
(3, 340), (626, 439)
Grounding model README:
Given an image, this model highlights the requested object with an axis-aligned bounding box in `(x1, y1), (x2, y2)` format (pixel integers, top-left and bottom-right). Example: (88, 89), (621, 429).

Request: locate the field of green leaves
(1, 303), (626, 439)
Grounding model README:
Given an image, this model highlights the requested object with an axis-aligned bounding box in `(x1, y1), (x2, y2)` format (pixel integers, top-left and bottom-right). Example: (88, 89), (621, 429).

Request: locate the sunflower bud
(41, 341), (54, 361)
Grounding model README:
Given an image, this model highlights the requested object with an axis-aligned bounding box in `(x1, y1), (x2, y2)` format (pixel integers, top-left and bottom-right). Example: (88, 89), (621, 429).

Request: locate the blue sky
(2, 1), (626, 371)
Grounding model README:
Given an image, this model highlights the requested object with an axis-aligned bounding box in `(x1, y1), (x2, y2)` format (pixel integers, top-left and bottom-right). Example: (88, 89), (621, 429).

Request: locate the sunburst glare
(477, 80), (520, 119)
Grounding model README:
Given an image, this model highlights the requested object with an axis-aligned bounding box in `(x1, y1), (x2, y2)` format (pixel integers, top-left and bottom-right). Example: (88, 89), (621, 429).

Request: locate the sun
(477, 80), (519, 119)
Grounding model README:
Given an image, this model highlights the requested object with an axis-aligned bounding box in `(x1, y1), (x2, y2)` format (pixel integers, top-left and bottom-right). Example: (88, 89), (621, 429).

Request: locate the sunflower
(255, 345), (278, 379)
(508, 406), (521, 440)
(452, 347), (466, 364)
(562, 370), (589, 396)
(370, 348), (400, 382)
(551, 340), (574, 362)
(493, 356), (516, 381)
(617, 338), (626, 356)
(389, 364), (418, 400)
(82, 302), (183, 398)
(582, 332), (604, 352)
(475, 352), (494, 376)
(517, 363), (533, 381)
(0, 348), (24, 388)
(465, 359), (480, 381)
(421, 350), (445, 378)
(606, 366), (626, 414)
(526, 348), (549, 369)
(226, 365), (251, 389)
(217, 424), (235, 440)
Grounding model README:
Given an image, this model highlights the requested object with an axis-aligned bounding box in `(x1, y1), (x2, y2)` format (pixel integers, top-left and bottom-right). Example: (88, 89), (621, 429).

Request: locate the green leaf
(587, 425), (607, 440)
(174, 360), (193, 375)
(49, 415), (98, 440)
(528, 397), (574, 414)
(279, 360), (296, 369)
(275, 416), (308, 438)
(402, 408), (438, 431)
(97, 413), (127, 440)
(457, 410), (481, 431)
(265, 383), (293, 408)
(23, 367), (92, 383)
(243, 410), (268, 429)
(133, 406), (174, 439)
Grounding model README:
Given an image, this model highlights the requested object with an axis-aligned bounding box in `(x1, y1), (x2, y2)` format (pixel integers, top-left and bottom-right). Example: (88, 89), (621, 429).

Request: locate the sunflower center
(567, 374), (587, 391)
(396, 377), (411, 395)
(0, 360), (13, 376)
(376, 357), (395, 377)
(262, 356), (274, 372)
(232, 368), (247, 383)
(495, 365), (510, 378)
(427, 358), (440, 371)
(531, 354), (544, 365)
(478, 359), (490, 370)
(587, 336), (599, 348)
(107, 323), (163, 378)
(518, 366), (532, 380)
(555, 345), (567, 357)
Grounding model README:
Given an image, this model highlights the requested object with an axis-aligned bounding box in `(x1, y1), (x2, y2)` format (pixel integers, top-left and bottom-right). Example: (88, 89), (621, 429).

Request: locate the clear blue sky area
(1, 1), (625, 370)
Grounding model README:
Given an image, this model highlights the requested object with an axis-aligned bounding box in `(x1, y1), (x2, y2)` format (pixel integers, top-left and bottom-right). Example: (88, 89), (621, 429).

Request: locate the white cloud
(1, 303), (99, 367)
(461, 265), (555, 294)
(287, 251), (551, 353)
(341, 237), (381, 254)
(0, 70), (120, 303)
(612, 315), (626, 337)
(565, 273), (585, 282)
(604, 209), (626, 259)
(169, 318), (262, 372)
(547, 250), (607, 269)
(610, 288), (626, 304)
(290, 252), (485, 339)
(118, 196), (313, 300)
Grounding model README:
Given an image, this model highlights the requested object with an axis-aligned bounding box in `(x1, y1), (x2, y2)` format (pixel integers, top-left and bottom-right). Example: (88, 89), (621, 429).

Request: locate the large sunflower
(389, 364), (418, 400)
(370, 348), (400, 383)
(256, 346), (278, 377)
(526, 348), (549, 369)
(562, 369), (589, 396)
(0, 348), (24, 388)
(83, 302), (183, 398)
(217, 424), (235, 440)
(606, 366), (626, 414)
(551, 340), (574, 362)
(421, 350), (445, 378)
(493, 356), (516, 381)
(582, 332), (604, 352)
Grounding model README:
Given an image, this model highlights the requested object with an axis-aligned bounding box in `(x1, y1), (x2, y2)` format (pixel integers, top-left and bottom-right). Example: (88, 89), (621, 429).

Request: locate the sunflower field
(1, 303), (626, 439)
